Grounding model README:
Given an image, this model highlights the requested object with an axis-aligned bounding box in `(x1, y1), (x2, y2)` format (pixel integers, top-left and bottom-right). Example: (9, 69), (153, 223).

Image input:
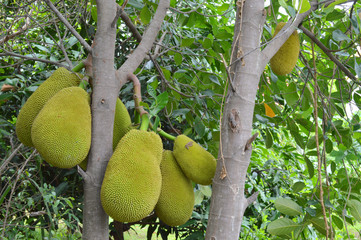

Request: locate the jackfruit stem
(71, 61), (85, 72)
(157, 129), (176, 141)
(140, 114), (150, 131)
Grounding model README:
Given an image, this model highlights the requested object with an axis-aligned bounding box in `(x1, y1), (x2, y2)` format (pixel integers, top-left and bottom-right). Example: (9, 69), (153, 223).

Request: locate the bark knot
(228, 109), (240, 132)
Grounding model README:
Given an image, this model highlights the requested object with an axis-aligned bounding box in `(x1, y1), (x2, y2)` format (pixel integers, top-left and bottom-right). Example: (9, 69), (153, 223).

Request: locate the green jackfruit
(270, 22), (300, 76)
(31, 87), (91, 168)
(101, 129), (163, 222)
(155, 150), (194, 226)
(173, 135), (216, 185)
(113, 98), (132, 149)
(16, 67), (82, 147)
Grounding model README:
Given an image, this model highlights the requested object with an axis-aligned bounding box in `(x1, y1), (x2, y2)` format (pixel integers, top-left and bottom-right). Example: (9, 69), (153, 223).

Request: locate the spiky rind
(173, 135), (216, 185)
(101, 129), (163, 222)
(113, 98), (132, 150)
(270, 22), (300, 76)
(31, 87), (91, 168)
(155, 150), (194, 226)
(16, 68), (82, 147)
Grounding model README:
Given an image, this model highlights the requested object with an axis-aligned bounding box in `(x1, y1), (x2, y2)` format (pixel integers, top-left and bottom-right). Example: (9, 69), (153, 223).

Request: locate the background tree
(1, 0), (361, 239)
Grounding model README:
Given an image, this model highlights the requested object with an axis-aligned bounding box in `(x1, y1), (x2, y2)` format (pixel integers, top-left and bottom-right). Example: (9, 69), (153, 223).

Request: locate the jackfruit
(270, 22), (300, 76)
(101, 129), (163, 222)
(16, 67), (82, 147)
(155, 150), (194, 226)
(113, 98), (132, 149)
(31, 87), (91, 168)
(173, 135), (216, 185)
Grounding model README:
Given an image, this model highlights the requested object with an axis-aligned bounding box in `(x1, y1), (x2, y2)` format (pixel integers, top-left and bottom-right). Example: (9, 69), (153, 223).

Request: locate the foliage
(1, 0), (361, 239)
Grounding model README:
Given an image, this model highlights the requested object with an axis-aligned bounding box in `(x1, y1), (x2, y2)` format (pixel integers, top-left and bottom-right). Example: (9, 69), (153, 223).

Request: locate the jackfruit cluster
(173, 135), (217, 185)
(16, 68), (82, 147)
(155, 150), (194, 226)
(270, 22), (300, 76)
(31, 87), (91, 168)
(100, 129), (163, 223)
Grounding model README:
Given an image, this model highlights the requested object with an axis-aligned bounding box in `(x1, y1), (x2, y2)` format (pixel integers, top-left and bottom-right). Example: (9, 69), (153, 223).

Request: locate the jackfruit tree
(1, 0), (361, 240)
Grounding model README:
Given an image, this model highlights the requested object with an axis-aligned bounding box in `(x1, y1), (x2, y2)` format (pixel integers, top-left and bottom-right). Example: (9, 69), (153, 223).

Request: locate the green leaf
(267, 218), (299, 236)
(326, 10), (345, 21)
(152, 92), (168, 115)
(332, 215), (344, 229)
(283, 82), (299, 106)
(194, 190), (204, 205)
(332, 29), (351, 43)
(174, 52), (183, 66)
(310, 217), (328, 236)
(265, 129), (273, 148)
(194, 116), (205, 138)
(181, 38), (195, 47)
(298, 0), (310, 13)
(347, 199), (361, 222)
(199, 185), (212, 197)
(305, 156), (314, 178)
(325, 139), (333, 153)
(140, 6), (151, 25)
(274, 198), (303, 216)
(202, 38), (213, 49)
(291, 130), (305, 149)
(292, 181), (306, 193)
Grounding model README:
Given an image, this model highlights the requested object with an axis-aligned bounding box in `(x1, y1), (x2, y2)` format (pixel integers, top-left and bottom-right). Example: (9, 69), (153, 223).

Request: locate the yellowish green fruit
(270, 22), (300, 76)
(16, 67), (82, 147)
(31, 87), (91, 168)
(101, 129), (163, 222)
(155, 150), (194, 226)
(113, 98), (132, 149)
(173, 135), (216, 185)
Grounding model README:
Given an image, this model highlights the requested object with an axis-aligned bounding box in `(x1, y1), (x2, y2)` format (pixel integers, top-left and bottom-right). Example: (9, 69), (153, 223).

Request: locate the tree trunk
(205, 1), (265, 239)
(82, 1), (118, 239)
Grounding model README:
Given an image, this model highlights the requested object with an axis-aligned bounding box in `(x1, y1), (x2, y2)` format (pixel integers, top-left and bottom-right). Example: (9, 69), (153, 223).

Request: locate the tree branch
(246, 191), (259, 208)
(115, 0), (170, 87)
(0, 51), (68, 68)
(43, 0), (92, 53)
(0, 10), (33, 45)
(299, 25), (359, 84)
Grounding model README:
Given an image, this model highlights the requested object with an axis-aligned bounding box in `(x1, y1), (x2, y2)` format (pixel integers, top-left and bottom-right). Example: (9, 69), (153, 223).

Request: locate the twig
(0, 10), (33, 45)
(43, 0), (92, 53)
(0, 144), (23, 176)
(2, 150), (37, 238)
(127, 73), (148, 116)
(117, 4), (142, 42)
(299, 26), (359, 84)
(0, 50), (68, 68)
(310, 29), (329, 239)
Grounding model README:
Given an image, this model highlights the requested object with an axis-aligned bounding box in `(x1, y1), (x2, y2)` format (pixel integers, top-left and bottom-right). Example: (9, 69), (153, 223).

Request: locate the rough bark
(82, 1), (118, 239)
(205, 1), (315, 239)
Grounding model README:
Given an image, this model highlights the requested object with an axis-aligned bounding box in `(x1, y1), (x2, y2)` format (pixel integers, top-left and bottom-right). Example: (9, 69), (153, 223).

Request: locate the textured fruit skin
(173, 135), (216, 185)
(101, 129), (163, 222)
(155, 150), (194, 226)
(270, 22), (300, 76)
(16, 68), (82, 147)
(113, 98), (132, 150)
(31, 87), (91, 168)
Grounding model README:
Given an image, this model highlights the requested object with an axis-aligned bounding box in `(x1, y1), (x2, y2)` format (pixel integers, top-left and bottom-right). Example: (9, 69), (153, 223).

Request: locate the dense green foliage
(1, 0), (361, 239)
